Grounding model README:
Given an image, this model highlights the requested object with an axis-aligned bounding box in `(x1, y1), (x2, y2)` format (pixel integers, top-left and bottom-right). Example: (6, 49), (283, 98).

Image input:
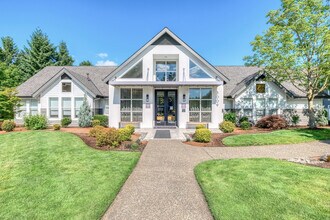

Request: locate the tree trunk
(307, 97), (317, 129)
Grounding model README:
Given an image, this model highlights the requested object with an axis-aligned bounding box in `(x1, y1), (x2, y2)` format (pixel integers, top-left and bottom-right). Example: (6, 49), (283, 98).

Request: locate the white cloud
(95, 60), (117, 66)
(97, 53), (108, 59)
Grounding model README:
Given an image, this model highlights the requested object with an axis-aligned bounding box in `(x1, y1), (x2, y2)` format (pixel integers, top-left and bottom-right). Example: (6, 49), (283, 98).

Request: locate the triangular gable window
(61, 73), (72, 80)
(189, 60), (211, 78)
(122, 61), (143, 78)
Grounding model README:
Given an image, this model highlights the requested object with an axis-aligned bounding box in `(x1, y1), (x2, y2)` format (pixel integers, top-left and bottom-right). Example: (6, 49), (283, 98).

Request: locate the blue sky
(0, 0), (281, 66)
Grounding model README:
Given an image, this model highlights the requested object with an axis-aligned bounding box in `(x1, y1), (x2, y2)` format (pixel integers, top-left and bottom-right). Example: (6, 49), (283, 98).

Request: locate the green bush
(130, 143), (139, 151)
(219, 121), (235, 133)
(24, 114), (48, 130)
(195, 124), (206, 130)
(239, 116), (249, 124)
(53, 124), (61, 130)
(118, 127), (131, 142)
(194, 128), (212, 143)
(1, 120), (16, 132)
(125, 124), (135, 135)
(240, 121), (251, 130)
(93, 115), (108, 127)
(89, 125), (105, 138)
(0, 120), (3, 131)
(291, 114), (301, 126)
(61, 117), (72, 128)
(92, 119), (101, 127)
(96, 127), (120, 147)
(224, 112), (236, 124)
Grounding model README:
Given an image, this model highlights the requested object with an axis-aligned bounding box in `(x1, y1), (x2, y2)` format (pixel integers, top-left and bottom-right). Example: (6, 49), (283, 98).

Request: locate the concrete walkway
(102, 140), (330, 220)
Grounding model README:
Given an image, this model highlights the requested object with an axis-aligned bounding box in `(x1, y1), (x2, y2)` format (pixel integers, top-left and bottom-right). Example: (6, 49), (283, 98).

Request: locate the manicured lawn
(195, 158), (330, 220)
(222, 128), (330, 146)
(0, 131), (140, 219)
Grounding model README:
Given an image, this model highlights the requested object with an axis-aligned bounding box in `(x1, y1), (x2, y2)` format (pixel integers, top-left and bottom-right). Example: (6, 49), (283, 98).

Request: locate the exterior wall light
(183, 94), (186, 103)
(146, 94), (149, 103)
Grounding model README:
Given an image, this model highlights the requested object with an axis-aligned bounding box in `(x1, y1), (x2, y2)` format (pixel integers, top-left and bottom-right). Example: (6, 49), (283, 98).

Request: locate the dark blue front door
(155, 90), (177, 126)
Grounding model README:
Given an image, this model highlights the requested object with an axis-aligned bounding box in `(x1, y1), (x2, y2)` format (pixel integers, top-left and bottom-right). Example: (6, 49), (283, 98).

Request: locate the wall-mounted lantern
(183, 94), (186, 103)
(146, 94), (149, 103)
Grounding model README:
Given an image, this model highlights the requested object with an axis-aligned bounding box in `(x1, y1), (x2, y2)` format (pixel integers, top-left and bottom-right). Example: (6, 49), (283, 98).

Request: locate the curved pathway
(102, 140), (330, 220)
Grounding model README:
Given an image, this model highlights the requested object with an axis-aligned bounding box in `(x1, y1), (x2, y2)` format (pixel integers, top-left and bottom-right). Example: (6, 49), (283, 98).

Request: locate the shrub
(240, 121), (251, 130)
(89, 125), (105, 138)
(125, 124), (135, 135)
(194, 128), (212, 143)
(130, 143), (139, 151)
(92, 119), (101, 127)
(118, 127), (131, 142)
(256, 115), (287, 129)
(239, 116), (249, 124)
(24, 114), (48, 130)
(315, 107), (328, 126)
(53, 124), (61, 130)
(1, 120), (15, 132)
(93, 115), (108, 127)
(61, 117), (72, 128)
(96, 127), (120, 147)
(0, 119), (3, 131)
(219, 121), (235, 133)
(224, 112), (236, 124)
(195, 124), (206, 130)
(78, 96), (92, 127)
(291, 114), (301, 126)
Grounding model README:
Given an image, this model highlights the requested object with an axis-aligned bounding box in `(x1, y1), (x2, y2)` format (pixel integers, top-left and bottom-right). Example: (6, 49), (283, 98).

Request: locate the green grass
(195, 158), (330, 220)
(0, 131), (140, 219)
(222, 128), (330, 146)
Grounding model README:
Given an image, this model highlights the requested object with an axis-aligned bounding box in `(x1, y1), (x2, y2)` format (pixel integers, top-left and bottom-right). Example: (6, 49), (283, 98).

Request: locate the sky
(0, 0), (281, 66)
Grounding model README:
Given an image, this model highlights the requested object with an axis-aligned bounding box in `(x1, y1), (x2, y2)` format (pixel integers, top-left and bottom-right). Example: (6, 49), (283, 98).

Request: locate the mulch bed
(184, 127), (272, 147)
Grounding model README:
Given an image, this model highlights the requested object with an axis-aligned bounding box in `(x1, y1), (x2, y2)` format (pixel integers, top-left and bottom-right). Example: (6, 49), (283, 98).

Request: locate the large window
(256, 98), (265, 119)
(189, 88), (212, 122)
(268, 98), (278, 115)
(120, 88), (143, 122)
(189, 60), (211, 78)
(49, 98), (59, 118)
(17, 100), (27, 118)
(122, 61), (143, 78)
(30, 99), (38, 115)
(62, 98), (72, 118)
(242, 98), (253, 118)
(62, 82), (71, 92)
(74, 98), (84, 118)
(156, 61), (176, 81)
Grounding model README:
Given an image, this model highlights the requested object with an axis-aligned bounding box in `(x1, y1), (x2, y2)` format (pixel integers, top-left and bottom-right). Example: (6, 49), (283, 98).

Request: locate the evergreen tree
(78, 96), (92, 127)
(0, 36), (19, 65)
(19, 28), (57, 81)
(79, 60), (93, 66)
(56, 41), (74, 66)
(0, 88), (21, 119)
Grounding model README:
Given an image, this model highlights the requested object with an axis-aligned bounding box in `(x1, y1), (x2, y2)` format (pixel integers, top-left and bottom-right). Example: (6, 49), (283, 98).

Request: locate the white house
(15, 28), (329, 128)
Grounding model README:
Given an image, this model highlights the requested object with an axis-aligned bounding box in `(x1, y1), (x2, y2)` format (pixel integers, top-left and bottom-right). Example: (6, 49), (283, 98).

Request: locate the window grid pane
(155, 61), (177, 82)
(49, 98), (59, 118)
(120, 88), (143, 122)
(189, 88), (212, 122)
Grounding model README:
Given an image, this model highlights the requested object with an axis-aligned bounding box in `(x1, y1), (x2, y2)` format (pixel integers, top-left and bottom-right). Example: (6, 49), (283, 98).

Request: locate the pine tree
(56, 41), (74, 66)
(19, 28), (57, 81)
(78, 96), (92, 127)
(79, 60), (93, 66)
(0, 36), (19, 65)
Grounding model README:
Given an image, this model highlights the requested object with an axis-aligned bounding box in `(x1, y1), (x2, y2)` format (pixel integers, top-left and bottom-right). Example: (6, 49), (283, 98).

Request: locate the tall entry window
(156, 61), (176, 81)
(62, 98), (72, 118)
(120, 88), (143, 122)
(49, 98), (59, 118)
(189, 88), (212, 122)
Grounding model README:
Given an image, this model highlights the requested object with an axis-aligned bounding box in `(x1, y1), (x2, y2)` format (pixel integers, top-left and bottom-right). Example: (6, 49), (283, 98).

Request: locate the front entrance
(155, 90), (177, 126)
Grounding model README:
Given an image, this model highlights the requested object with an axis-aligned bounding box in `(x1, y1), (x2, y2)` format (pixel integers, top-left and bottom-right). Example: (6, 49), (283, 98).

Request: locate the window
(268, 98), (278, 115)
(256, 98), (265, 118)
(62, 82), (71, 92)
(62, 98), (71, 118)
(122, 61), (143, 78)
(242, 98), (253, 118)
(256, 83), (265, 93)
(17, 100), (27, 118)
(30, 99), (38, 115)
(189, 60), (211, 78)
(74, 98), (84, 118)
(189, 88), (212, 122)
(49, 98), (59, 118)
(120, 88), (143, 122)
(156, 61), (176, 81)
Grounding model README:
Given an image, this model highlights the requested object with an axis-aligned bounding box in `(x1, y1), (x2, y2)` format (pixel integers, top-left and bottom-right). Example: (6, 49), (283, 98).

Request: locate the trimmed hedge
(24, 115), (48, 130)
(194, 128), (212, 143)
(61, 117), (72, 128)
(124, 124), (135, 135)
(196, 124), (206, 130)
(224, 112), (236, 124)
(89, 125), (105, 138)
(219, 121), (235, 133)
(1, 120), (16, 132)
(240, 121), (251, 130)
(118, 127), (132, 142)
(93, 115), (108, 127)
(53, 124), (61, 130)
(96, 128), (120, 147)
(92, 120), (101, 127)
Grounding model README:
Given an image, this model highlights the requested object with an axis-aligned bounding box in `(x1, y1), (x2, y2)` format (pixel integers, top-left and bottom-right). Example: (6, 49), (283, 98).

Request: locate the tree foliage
(244, 0), (330, 128)
(79, 60), (93, 66)
(0, 36), (19, 65)
(0, 88), (21, 119)
(78, 96), (92, 127)
(56, 41), (74, 66)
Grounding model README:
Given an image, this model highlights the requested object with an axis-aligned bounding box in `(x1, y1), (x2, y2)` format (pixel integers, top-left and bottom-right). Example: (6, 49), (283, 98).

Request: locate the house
(15, 28), (329, 128)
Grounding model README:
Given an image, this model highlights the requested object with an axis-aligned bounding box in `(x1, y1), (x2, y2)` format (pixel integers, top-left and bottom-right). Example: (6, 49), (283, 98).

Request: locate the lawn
(0, 131), (140, 219)
(222, 128), (330, 146)
(195, 158), (330, 220)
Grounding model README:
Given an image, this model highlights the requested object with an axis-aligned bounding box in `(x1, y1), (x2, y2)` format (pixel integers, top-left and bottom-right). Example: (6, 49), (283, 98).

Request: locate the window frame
(189, 88), (212, 123)
(256, 83), (266, 93)
(189, 59), (212, 79)
(62, 82), (72, 93)
(74, 97), (84, 118)
(29, 99), (38, 116)
(49, 97), (59, 118)
(120, 88), (143, 122)
(121, 60), (143, 79)
(17, 100), (27, 118)
(62, 97), (72, 118)
(155, 60), (177, 82)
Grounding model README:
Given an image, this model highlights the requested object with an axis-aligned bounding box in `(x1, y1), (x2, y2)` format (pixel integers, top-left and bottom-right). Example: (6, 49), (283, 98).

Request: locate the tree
(244, 0), (330, 128)
(0, 63), (22, 89)
(0, 88), (21, 119)
(78, 96), (92, 127)
(19, 28), (57, 82)
(79, 60), (93, 66)
(0, 36), (19, 65)
(56, 41), (74, 66)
